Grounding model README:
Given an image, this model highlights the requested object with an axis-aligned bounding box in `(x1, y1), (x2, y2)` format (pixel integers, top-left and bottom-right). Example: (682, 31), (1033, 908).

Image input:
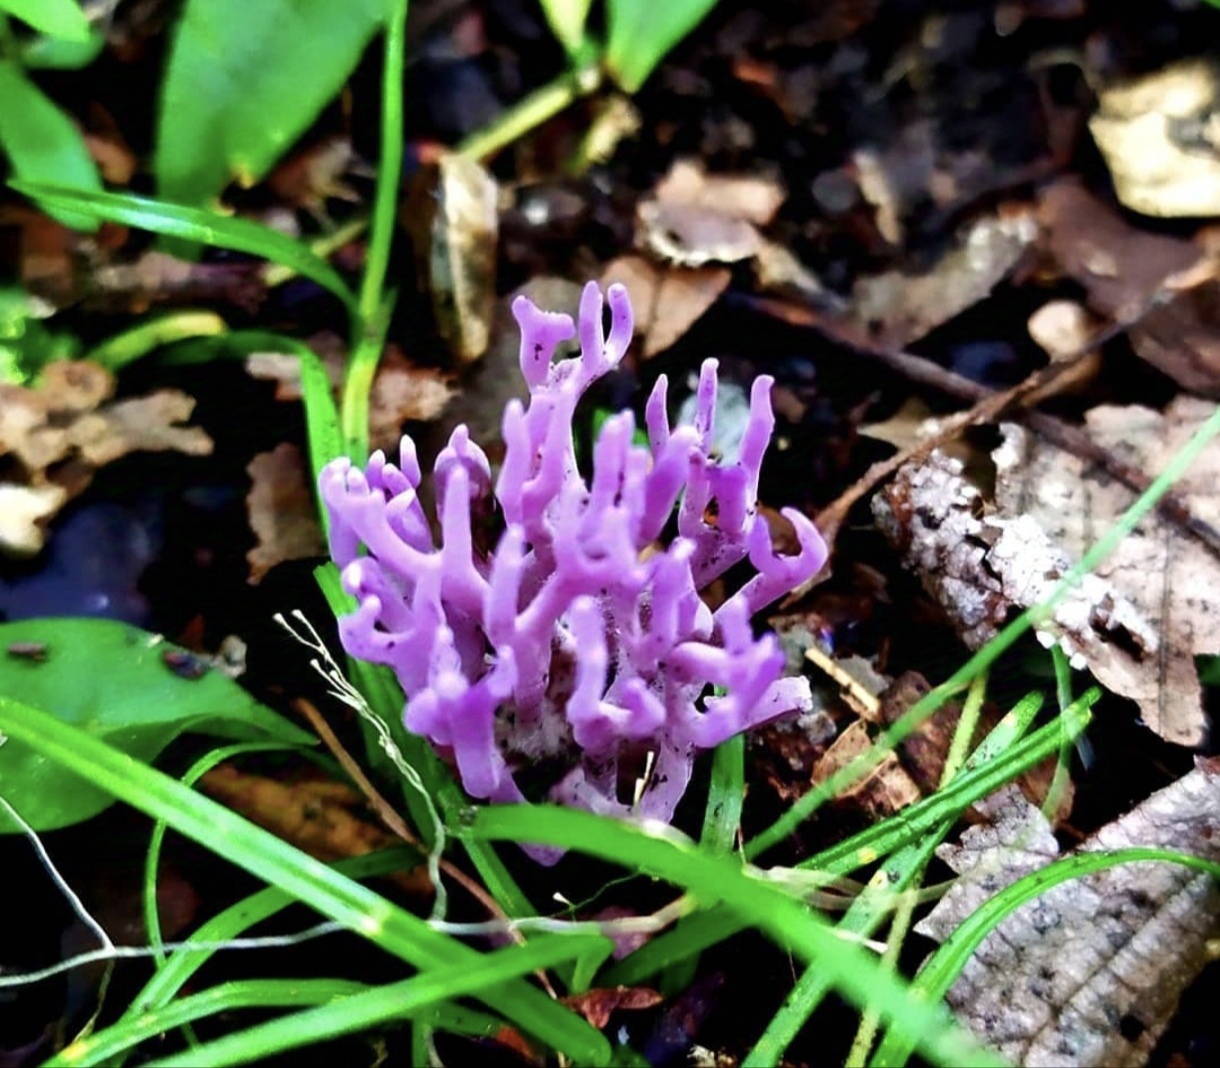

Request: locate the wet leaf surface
(0, 618), (312, 832)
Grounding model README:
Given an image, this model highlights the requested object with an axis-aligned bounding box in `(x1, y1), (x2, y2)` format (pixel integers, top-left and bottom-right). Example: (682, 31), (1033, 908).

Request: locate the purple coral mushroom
(320, 282), (827, 834)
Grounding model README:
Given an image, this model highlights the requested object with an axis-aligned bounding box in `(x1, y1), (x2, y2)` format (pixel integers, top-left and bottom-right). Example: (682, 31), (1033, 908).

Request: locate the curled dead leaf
(636, 158), (786, 268)
(0, 483), (68, 556)
(1039, 179), (1220, 396)
(368, 346), (456, 456)
(406, 152), (498, 365)
(561, 986), (664, 1029)
(813, 719), (922, 818)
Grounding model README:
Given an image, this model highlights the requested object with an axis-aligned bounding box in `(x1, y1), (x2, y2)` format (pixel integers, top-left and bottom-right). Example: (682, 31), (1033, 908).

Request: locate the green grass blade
(802, 692), (1084, 878)
(140, 740), (298, 1057)
(0, 696), (610, 1065)
(127, 849), (417, 1022)
(53, 979), (366, 1066)
(743, 689), (1043, 1066)
(462, 805), (1001, 1067)
(869, 848), (1220, 1068)
(701, 734), (745, 854)
(0, 63), (101, 230)
(660, 733), (745, 994)
(87, 312), (228, 373)
(340, 0), (409, 463)
(604, 690), (1055, 990)
(357, 0), (406, 333)
(4, 0), (92, 40)
(143, 933), (612, 1068)
(746, 401), (1220, 859)
(8, 183), (358, 316)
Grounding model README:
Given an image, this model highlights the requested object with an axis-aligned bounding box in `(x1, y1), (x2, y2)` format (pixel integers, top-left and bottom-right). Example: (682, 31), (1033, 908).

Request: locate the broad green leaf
(538, 0), (593, 58)
(21, 29), (106, 71)
(0, 0), (90, 40)
(0, 618), (314, 831)
(0, 61), (101, 231)
(155, 0), (388, 206)
(604, 0), (720, 92)
(7, 183), (357, 314)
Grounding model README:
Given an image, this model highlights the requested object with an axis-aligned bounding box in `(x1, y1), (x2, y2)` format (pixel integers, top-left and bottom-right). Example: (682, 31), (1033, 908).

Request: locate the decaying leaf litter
(4, 0), (1220, 1065)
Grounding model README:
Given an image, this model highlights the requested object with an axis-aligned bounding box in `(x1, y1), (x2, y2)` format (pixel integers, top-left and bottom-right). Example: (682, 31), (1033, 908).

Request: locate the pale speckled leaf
(917, 763), (1220, 1067)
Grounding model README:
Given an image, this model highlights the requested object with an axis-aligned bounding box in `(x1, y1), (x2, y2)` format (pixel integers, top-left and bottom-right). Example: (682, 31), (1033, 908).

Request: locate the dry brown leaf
(753, 238), (837, 308)
(851, 209), (1038, 348)
(70, 392), (213, 466)
(245, 338), (454, 457)
(636, 158), (785, 268)
(1027, 300), (1095, 362)
(916, 761), (1220, 1067)
(85, 251), (266, 316)
(1089, 58), (1220, 218)
(266, 136), (362, 218)
(602, 255), (731, 359)
(813, 719), (922, 818)
(652, 158), (786, 227)
(0, 483), (68, 556)
(368, 345), (456, 455)
(637, 199), (760, 267)
(200, 763), (431, 898)
(1038, 180), (1220, 396)
(562, 986), (664, 1029)
(0, 360), (213, 556)
(245, 443), (326, 584)
(859, 397), (938, 452)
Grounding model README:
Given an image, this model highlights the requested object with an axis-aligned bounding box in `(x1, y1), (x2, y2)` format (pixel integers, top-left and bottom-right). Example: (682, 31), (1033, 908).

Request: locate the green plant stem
(340, 0), (408, 463)
(846, 891), (915, 1067)
(357, 0), (406, 331)
(746, 400), (1220, 860)
(87, 312), (227, 372)
(263, 216), (368, 288)
(341, 288), (393, 462)
(457, 61), (602, 161)
(1042, 644), (1077, 821)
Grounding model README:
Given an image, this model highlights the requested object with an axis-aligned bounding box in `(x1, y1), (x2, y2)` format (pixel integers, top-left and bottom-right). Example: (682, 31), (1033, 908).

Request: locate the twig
(748, 295), (1220, 561)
